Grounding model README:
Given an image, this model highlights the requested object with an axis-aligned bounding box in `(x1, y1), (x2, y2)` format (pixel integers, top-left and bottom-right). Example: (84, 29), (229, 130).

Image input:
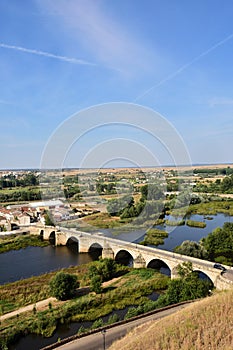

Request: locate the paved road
(53, 303), (193, 350)
(223, 270), (233, 282)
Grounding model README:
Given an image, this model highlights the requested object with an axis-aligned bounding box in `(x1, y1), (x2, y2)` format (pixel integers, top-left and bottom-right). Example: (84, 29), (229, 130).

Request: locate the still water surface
(108, 213), (233, 250)
(0, 246), (95, 285)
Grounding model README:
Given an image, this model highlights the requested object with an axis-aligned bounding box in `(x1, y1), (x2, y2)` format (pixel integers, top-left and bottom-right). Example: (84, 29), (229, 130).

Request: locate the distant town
(1, 164), (233, 235)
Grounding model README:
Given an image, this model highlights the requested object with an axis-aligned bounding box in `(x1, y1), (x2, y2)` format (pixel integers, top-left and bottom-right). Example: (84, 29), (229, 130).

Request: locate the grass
(0, 234), (50, 254)
(165, 219), (185, 226)
(0, 268), (169, 348)
(109, 289), (233, 350)
(81, 212), (122, 228)
(186, 220), (206, 228)
(0, 264), (94, 313)
(0, 186), (40, 194)
(140, 228), (168, 246)
(187, 200), (233, 216)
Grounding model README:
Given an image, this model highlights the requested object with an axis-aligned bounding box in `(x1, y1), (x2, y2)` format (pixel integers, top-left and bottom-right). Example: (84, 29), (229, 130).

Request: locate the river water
(104, 213), (233, 250)
(0, 246), (96, 285)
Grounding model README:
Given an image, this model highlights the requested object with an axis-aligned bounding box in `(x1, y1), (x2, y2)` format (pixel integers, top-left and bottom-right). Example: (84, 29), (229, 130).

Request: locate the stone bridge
(34, 225), (233, 290)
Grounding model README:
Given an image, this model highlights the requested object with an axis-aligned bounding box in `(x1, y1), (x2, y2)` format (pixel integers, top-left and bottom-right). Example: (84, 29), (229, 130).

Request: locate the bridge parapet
(53, 228), (232, 290)
(216, 274), (233, 290)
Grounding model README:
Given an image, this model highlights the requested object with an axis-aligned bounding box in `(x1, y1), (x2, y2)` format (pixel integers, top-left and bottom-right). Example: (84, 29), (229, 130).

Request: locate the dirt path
(0, 297), (59, 322)
(102, 276), (121, 288)
(0, 277), (122, 322)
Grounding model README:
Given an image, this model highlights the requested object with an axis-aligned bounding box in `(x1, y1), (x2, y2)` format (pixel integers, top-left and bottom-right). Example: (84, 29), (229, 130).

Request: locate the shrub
(107, 313), (120, 324)
(92, 318), (104, 329)
(49, 272), (79, 300)
(90, 275), (102, 294)
(124, 307), (138, 320)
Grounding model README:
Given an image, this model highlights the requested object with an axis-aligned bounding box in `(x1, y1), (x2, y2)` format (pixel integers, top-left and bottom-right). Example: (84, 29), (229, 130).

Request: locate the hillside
(109, 289), (233, 350)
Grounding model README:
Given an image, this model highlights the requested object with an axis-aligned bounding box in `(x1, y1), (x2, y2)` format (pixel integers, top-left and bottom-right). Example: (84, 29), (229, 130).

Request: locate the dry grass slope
(109, 289), (233, 350)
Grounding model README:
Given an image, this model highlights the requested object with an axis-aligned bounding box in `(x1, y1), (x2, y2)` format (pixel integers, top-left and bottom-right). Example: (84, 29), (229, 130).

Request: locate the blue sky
(1, 0), (233, 169)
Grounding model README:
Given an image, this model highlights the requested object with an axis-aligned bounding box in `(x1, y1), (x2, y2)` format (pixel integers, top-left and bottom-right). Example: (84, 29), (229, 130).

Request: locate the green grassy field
(0, 267), (169, 348)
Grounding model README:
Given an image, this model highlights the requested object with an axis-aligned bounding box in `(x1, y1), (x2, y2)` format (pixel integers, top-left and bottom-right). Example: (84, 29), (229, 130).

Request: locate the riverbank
(0, 266), (169, 349)
(0, 278), (122, 322)
(0, 234), (50, 254)
(186, 199), (233, 216)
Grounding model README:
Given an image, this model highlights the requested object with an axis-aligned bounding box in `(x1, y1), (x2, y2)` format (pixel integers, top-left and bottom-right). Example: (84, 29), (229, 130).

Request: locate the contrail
(0, 43), (96, 66)
(134, 32), (233, 102)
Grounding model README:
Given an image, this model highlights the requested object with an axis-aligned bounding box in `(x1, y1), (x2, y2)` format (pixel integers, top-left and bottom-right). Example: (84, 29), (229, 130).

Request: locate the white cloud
(37, 0), (158, 75)
(0, 43), (96, 66)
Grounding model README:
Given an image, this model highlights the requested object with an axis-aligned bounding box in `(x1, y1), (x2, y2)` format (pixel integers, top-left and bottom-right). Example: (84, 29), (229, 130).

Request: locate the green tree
(49, 272), (79, 300)
(164, 262), (211, 304)
(106, 195), (134, 216)
(88, 259), (117, 282)
(201, 222), (233, 264)
(90, 275), (102, 294)
(176, 261), (193, 278)
(44, 211), (55, 226)
(174, 241), (208, 259)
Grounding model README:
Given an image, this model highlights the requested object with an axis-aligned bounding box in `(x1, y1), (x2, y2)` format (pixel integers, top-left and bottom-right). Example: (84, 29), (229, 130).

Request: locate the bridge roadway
(40, 226), (233, 290)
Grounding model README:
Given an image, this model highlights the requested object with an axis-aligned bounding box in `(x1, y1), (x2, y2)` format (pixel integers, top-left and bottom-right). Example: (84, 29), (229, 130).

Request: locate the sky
(1, 0), (233, 169)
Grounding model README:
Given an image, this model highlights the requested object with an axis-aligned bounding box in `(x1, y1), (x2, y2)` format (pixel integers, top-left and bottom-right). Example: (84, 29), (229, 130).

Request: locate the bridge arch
(66, 236), (79, 253)
(193, 269), (214, 287)
(49, 231), (56, 245)
(40, 229), (44, 238)
(147, 258), (171, 277)
(115, 249), (134, 266)
(88, 242), (103, 257)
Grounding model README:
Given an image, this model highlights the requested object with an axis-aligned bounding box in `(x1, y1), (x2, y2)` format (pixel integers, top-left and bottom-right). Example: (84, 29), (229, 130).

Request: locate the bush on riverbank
(0, 234), (50, 254)
(49, 272), (79, 300)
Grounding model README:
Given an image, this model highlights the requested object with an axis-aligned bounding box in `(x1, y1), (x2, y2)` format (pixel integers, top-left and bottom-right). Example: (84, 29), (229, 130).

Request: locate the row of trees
(106, 184), (165, 220)
(0, 173), (39, 189)
(194, 174), (233, 194)
(0, 189), (41, 203)
(193, 167), (233, 176)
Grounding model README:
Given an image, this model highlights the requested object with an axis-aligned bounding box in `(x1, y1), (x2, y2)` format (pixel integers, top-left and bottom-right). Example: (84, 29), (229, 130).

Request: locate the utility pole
(101, 329), (106, 350)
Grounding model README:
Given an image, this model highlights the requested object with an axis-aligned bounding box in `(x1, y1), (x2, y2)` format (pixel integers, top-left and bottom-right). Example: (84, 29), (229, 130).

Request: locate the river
(104, 213), (233, 250)
(0, 246), (97, 285)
